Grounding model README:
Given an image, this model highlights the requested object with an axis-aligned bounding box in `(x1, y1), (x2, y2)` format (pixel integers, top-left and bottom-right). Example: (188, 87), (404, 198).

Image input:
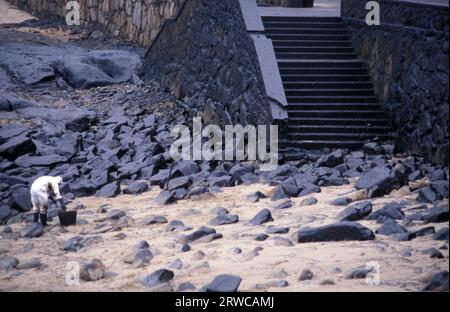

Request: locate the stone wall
(342, 0), (449, 165)
(8, 0), (185, 46)
(143, 0), (272, 127)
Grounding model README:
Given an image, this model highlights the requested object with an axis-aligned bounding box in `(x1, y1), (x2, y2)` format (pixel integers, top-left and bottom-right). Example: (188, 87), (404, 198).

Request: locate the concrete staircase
(262, 15), (392, 150)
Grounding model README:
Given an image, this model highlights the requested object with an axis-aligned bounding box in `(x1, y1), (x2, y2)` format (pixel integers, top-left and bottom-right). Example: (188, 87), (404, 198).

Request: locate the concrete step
(280, 68), (367, 75)
(285, 89), (375, 96)
(275, 46), (355, 53)
(262, 14), (391, 150)
(286, 96), (379, 103)
(271, 40), (353, 47)
(265, 28), (349, 35)
(267, 34), (351, 41)
(262, 16), (343, 23)
(278, 60), (365, 68)
(279, 139), (366, 149)
(281, 75), (371, 82)
(287, 103), (383, 110)
(264, 21), (346, 29)
(283, 82), (373, 89)
(287, 110), (387, 118)
(276, 52), (358, 60)
(287, 117), (389, 126)
(286, 132), (392, 141)
(287, 125), (391, 134)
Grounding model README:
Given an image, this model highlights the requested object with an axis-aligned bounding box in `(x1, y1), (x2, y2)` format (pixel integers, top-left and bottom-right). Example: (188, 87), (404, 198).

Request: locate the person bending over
(30, 176), (64, 226)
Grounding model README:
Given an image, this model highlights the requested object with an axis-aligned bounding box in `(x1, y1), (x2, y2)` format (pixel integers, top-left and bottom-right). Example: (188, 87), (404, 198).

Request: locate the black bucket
(58, 211), (77, 226)
(303, 0), (315, 8)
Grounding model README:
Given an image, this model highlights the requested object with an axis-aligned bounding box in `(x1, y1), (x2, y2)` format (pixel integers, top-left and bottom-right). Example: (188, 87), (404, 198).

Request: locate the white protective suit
(30, 176), (63, 214)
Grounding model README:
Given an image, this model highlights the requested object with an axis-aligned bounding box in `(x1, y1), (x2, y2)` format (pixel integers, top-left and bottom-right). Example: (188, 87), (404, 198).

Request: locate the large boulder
(355, 166), (398, 196)
(0, 124), (30, 143)
(337, 201), (373, 222)
(369, 202), (405, 221)
(16, 106), (97, 132)
(55, 50), (141, 89)
(295, 222), (375, 243)
(15, 154), (67, 167)
(0, 135), (36, 160)
(9, 187), (32, 211)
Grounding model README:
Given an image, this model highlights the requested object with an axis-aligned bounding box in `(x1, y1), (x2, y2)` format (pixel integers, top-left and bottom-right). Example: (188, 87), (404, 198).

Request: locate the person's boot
(33, 212), (39, 223)
(40, 213), (48, 227)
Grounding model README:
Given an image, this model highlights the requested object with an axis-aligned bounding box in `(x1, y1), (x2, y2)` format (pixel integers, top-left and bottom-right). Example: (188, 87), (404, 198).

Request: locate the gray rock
(337, 201), (372, 222)
(294, 173), (319, 187)
(204, 274), (242, 292)
(168, 176), (191, 191)
(96, 182), (121, 198)
(298, 184), (321, 196)
(376, 222), (408, 236)
(369, 202), (405, 221)
(180, 244), (191, 252)
(70, 179), (97, 197)
(330, 197), (352, 206)
(355, 166), (397, 195)
(209, 214), (239, 226)
(95, 209), (126, 222)
(61, 235), (102, 252)
(167, 220), (188, 232)
(0, 135), (36, 160)
(299, 269), (314, 281)
(178, 282), (196, 292)
(210, 207), (229, 216)
(246, 191), (267, 203)
(140, 269), (174, 287)
(123, 248), (153, 265)
(248, 209), (273, 226)
(10, 187), (32, 211)
(55, 50), (141, 89)
(155, 190), (176, 205)
(125, 181), (149, 194)
(80, 259), (106, 281)
(0, 205), (12, 223)
(265, 226), (289, 234)
(346, 266), (374, 279)
(316, 149), (344, 167)
(295, 222), (375, 243)
(300, 197), (318, 206)
(417, 187), (439, 203)
(271, 186), (290, 201)
(431, 181), (449, 199)
(254, 233), (268, 241)
(433, 228), (449, 241)
(16, 258), (41, 270)
(0, 256), (19, 270)
(0, 124), (29, 142)
(141, 215), (168, 225)
(422, 271), (449, 291)
(423, 207), (449, 223)
(412, 226), (435, 237)
(168, 259), (183, 270)
(21, 223), (44, 238)
(274, 199), (293, 209)
(208, 175), (233, 188)
(185, 226), (216, 242)
(422, 248), (444, 259)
